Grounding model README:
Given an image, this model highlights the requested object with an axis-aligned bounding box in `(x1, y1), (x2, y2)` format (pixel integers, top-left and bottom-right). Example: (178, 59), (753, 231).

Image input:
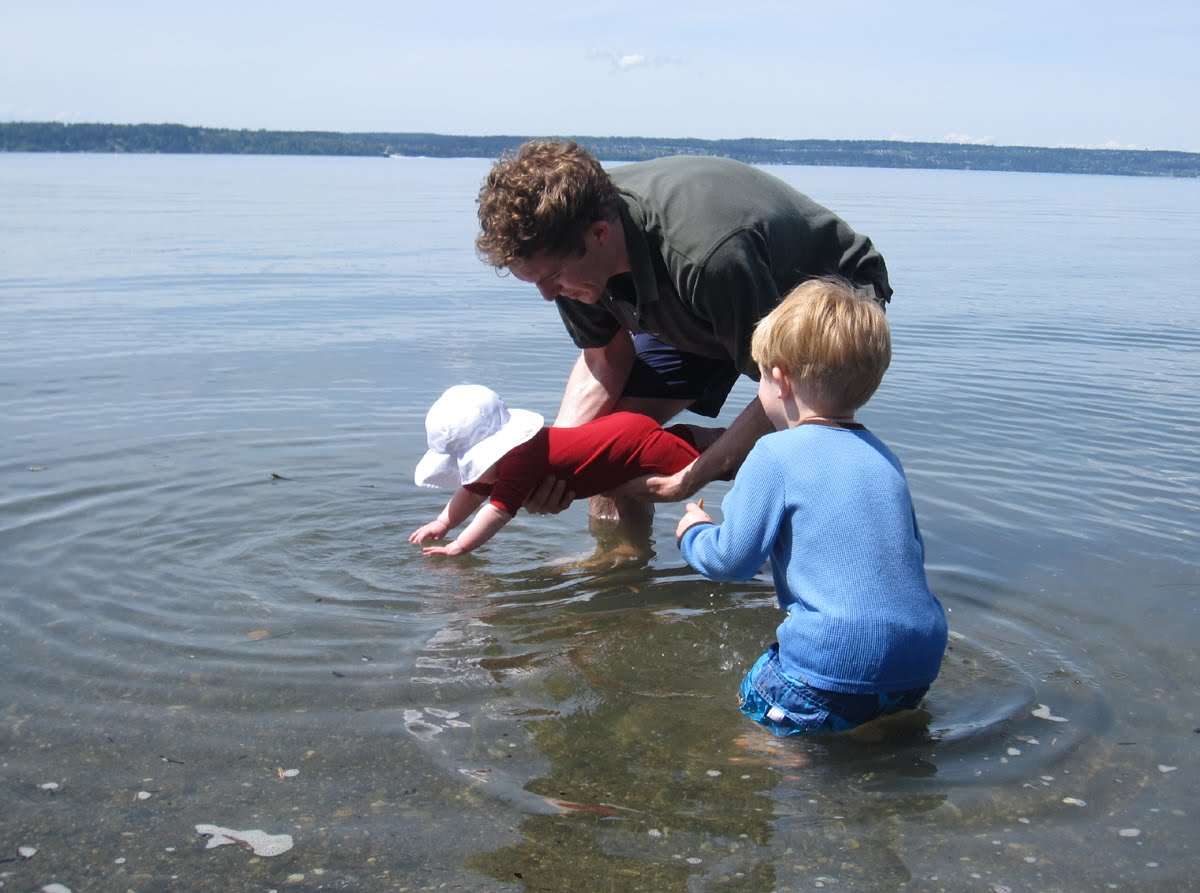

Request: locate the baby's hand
(409, 520), (449, 544)
(423, 541), (464, 557)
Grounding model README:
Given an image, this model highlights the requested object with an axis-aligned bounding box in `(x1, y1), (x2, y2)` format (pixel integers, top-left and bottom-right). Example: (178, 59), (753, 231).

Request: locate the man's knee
(588, 493), (655, 522)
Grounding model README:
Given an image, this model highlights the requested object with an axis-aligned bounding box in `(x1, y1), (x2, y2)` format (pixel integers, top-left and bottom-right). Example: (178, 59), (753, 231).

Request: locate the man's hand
(675, 500), (713, 539)
(523, 475), (575, 515)
(610, 460), (699, 503)
(643, 467), (700, 501)
(632, 397), (771, 502)
(409, 520), (449, 544)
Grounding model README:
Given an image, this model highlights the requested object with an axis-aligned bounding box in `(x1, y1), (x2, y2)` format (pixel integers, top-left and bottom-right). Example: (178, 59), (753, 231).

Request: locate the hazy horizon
(8, 120), (1199, 157)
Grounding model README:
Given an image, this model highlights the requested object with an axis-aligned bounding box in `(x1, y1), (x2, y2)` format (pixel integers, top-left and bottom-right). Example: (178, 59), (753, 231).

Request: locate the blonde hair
(475, 139), (621, 268)
(751, 278), (891, 412)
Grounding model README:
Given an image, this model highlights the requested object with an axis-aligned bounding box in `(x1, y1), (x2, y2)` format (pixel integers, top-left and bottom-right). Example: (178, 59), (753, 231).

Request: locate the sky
(2, 0), (1198, 152)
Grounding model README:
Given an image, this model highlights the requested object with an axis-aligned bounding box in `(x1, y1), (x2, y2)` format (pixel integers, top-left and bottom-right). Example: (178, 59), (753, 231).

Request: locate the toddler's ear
(770, 366), (792, 399)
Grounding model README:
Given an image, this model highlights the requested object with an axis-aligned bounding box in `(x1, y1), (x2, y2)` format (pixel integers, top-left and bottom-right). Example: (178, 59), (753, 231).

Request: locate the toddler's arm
(423, 503), (513, 556)
(409, 487), (486, 544)
(677, 448), (781, 582)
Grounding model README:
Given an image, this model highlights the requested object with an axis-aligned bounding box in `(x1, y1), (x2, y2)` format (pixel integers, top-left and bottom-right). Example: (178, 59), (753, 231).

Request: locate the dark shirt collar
(606, 191), (660, 308)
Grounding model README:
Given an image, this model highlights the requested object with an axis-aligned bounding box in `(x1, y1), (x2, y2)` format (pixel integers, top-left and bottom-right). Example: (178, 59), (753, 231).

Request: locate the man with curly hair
(476, 139), (892, 519)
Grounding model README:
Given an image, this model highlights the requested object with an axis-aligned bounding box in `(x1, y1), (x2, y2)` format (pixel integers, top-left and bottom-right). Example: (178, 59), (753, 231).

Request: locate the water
(1, 153), (1198, 892)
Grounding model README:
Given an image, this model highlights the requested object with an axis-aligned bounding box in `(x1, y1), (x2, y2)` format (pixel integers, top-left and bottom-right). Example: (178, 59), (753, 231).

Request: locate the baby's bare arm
(409, 487), (486, 544)
(423, 503), (513, 556)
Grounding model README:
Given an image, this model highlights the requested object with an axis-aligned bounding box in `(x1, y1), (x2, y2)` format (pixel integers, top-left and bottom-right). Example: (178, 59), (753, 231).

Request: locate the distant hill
(3, 121), (1197, 178)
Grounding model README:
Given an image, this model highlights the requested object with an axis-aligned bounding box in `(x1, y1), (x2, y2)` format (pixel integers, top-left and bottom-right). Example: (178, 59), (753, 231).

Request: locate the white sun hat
(414, 385), (544, 489)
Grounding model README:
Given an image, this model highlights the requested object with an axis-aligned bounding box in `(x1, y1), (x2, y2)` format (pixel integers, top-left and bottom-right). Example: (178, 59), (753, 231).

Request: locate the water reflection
(392, 554), (1123, 891)
(3, 156), (1197, 891)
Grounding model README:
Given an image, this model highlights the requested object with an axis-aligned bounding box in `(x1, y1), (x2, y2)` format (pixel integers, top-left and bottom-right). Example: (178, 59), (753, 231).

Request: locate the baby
(411, 384), (717, 556)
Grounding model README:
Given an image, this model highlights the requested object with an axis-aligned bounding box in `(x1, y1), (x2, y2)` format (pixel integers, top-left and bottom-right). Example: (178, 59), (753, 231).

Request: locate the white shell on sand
(195, 824), (294, 857)
(1031, 704), (1069, 722)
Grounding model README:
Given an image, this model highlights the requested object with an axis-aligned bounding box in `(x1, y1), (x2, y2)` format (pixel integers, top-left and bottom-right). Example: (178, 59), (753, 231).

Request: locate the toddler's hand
(675, 500), (712, 539)
(409, 520), (449, 544)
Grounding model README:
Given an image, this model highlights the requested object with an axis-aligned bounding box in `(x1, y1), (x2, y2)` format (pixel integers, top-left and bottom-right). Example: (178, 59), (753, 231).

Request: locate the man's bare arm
(615, 397), (774, 502)
(523, 330), (636, 515)
(553, 330), (636, 427)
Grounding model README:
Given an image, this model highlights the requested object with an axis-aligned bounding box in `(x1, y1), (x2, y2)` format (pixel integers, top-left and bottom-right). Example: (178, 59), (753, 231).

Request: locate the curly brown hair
(475, 140), (622, 268)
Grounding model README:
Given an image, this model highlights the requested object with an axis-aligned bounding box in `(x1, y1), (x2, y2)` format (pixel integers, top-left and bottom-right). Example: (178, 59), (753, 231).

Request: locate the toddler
(677, 278), (947, 735)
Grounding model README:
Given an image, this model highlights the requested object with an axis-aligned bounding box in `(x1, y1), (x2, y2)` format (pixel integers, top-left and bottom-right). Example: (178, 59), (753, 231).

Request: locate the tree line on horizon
(2, 121), (1197, 178)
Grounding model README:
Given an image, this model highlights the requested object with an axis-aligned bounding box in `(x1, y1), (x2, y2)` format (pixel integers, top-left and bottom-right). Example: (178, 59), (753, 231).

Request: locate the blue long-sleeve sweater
(681, 424), (947, 694)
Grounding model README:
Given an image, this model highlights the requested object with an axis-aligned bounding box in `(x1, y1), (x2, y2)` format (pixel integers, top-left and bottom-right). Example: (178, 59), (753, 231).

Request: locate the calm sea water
(1, 153), (1197, 892)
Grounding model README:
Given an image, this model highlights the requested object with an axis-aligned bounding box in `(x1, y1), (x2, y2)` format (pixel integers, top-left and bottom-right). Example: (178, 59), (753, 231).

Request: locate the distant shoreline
(3, 121), (1198, 178)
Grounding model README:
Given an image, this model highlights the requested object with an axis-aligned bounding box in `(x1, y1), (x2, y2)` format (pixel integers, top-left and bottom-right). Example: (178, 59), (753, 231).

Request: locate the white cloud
(1047, 139), (1153, 150)
(588, 49), (679, 72)
(943, 132), (995, 145)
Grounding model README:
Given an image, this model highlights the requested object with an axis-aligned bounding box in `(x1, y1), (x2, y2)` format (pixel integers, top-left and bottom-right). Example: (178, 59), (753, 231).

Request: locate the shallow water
(1, 154), (1198, 892)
